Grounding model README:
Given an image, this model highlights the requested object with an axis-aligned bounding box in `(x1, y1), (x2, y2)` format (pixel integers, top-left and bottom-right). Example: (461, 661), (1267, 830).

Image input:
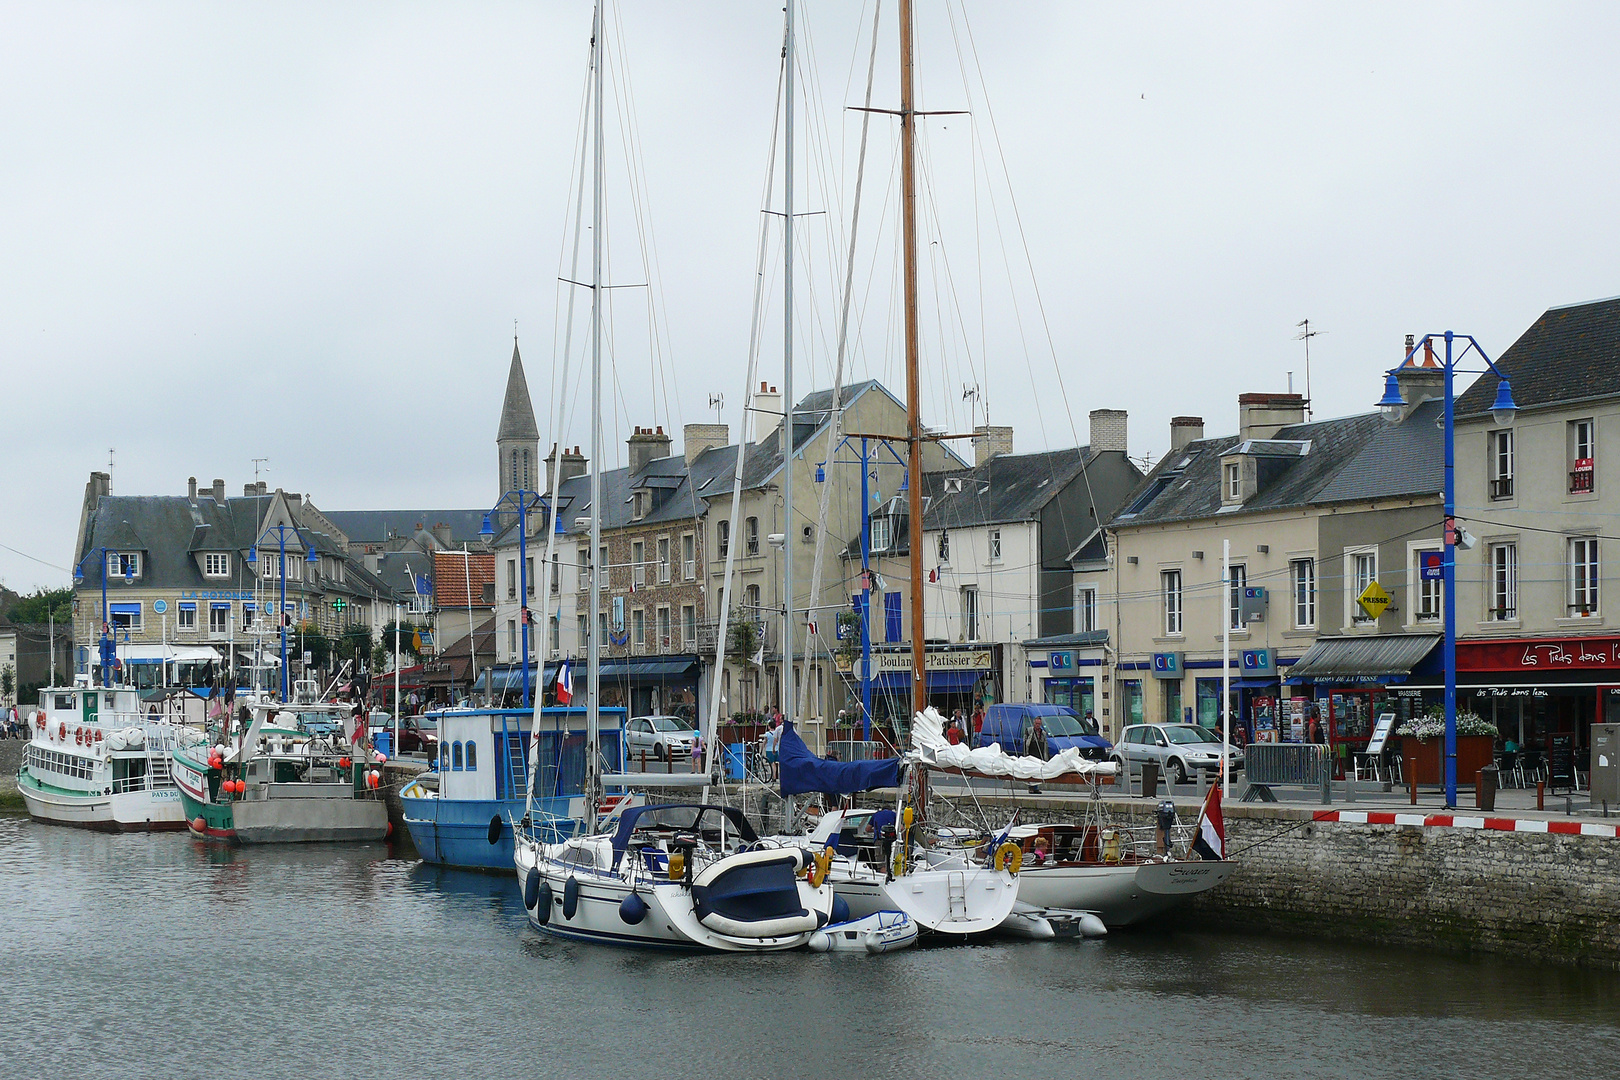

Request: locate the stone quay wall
(935, 792), (1620, 970)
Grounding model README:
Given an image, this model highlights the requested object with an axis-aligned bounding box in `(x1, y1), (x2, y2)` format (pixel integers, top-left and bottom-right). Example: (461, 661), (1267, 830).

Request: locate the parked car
(976, 703), (1113, 761)
(626, 715), (695, 761)
(396, 715), (439, 755)
(1112, 723), (1244, 784)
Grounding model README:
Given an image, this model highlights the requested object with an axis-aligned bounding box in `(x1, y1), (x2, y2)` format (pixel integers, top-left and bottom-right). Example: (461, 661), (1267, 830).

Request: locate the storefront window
(1163, 679), (1182, 723)
(1196, 679), (1221, 726)
(1044, 677), (1094, 717)
(1124, 680), (1144, 725)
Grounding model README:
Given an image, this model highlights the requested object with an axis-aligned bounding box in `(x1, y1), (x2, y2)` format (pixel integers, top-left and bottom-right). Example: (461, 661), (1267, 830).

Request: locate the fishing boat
(17, 684), (201, 831)
(516, 802), (835, 951)
(399, 705), (638, 871)
(172, 698), (388, 844)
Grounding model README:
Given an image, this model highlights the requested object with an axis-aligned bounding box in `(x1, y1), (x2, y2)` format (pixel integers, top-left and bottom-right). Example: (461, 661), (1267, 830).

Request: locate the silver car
(1112, 723), (1244, 784)
(625, 715), (694, 762)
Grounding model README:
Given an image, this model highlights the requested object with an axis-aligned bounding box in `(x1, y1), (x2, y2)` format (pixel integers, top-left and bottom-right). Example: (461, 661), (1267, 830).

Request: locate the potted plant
(1395, 708), (1498, 785)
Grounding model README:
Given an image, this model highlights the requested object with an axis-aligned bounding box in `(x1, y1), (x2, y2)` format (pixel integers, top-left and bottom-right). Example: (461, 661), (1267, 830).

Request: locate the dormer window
(108, 552), (140, 580)
(870, 516), (892, 552)
(632, 490), (649, 520)
(1220, 456), (1255, 506)
(204, 553), (229, 577)
(1224, 463), (1241, 501)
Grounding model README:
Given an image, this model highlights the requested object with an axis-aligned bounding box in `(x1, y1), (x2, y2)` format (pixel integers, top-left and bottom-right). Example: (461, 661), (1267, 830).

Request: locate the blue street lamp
(73, 545), (124, 687)
(1376, 331), (1516, 807)
(247, 524), (320, 701)
(482, 489), (548, 708)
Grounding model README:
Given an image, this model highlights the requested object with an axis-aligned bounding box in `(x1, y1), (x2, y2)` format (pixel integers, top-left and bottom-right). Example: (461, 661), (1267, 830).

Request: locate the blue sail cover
(778, 722), (900, 796)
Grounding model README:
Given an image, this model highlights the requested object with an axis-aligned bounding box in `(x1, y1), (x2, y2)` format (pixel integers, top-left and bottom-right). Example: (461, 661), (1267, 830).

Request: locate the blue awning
(871, 669), (981, 693)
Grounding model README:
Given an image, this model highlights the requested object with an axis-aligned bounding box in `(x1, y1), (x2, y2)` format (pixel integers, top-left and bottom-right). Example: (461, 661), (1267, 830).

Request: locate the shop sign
(1356, 581), (1391, 619)
(1479, 686), (1550, 698)
(1458, 637), (1620, 672)
(1241, 648), (1274, 675)
(1420, 551), (1443, 581)
(833, 647), (992, 675)
(1151, 652), (1181, 679)
(1048, 651), (1074, 670)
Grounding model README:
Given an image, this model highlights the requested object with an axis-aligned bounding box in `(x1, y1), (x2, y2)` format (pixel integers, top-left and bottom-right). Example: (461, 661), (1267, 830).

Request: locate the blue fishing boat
(399, 705), (631, 871)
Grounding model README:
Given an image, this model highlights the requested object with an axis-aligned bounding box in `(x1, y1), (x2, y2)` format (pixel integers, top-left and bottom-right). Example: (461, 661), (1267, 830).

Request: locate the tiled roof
(432, 551), (495, 607)
(1456, 296), (1620, 416)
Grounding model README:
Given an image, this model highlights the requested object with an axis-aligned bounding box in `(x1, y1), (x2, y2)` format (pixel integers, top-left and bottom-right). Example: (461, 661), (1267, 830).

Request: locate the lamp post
(247, 524), (319, 702)
(1376, 330), (1517, 807)
(482, 489), (546, 708)
(73, 545), (129, 688)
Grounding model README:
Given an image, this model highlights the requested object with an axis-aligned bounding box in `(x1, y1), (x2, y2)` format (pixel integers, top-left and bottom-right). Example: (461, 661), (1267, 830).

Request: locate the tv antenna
(107, 448), (115, 493)
(251, 458), (270, 484)
(708, 392), (724, 424)
(1295, 319), (1324, 419)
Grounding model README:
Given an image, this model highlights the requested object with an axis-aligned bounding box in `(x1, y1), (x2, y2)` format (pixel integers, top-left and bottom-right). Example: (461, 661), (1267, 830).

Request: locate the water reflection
(1, 811), (1617, 1080)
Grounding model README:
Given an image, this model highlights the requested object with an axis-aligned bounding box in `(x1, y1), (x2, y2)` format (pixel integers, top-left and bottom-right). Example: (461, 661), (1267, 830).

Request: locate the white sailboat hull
(1009, 860), (1236, 927)
(827, 858), (1019, 938)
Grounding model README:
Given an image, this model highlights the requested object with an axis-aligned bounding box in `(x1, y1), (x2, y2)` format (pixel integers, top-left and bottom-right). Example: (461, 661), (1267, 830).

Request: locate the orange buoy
(385, 821), (393, 838)
(193, 817), (207, 833)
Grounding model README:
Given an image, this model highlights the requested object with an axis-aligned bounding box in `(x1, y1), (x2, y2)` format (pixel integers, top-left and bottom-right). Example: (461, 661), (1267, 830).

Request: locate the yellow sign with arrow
(1357, 581), (1392, 620)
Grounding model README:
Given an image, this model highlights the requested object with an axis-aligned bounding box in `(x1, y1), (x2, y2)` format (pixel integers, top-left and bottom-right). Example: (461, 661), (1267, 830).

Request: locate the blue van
(977, 703), (1112, 761)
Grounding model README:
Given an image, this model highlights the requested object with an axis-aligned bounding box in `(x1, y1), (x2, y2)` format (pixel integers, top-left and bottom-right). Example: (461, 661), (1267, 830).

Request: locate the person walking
(764, 720), (783, 781)
(1024, 716), (1049, 794)
(690, 729), (705, 774)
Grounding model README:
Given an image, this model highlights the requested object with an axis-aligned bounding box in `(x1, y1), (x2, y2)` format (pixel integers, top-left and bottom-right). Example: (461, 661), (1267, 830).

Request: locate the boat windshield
(1164, 725), (1214, 745)
(1040, 712), (1096, 738)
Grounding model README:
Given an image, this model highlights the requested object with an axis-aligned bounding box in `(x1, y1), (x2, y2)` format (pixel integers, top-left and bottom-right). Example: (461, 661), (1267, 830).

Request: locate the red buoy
(193, 817), (207, 833)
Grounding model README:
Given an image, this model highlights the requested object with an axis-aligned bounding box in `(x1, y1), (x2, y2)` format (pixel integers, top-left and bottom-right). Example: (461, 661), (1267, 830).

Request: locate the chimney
(257, 481), (268, 497)
(432, 522), (454, 548)
(1237, 393), (1307, 441)
(1088, 409), (1127, 454)
(1394, 333), (1446, 414)
(212, 478), (226, 504)
(88, 471), (111, 503)
(972, 424), (1014, 466)
(187, 476), (198, 502)
(684, 422), (729, 466)
(752, 382), (782, 443)
(1170, 416), (1204, 453)
(244, 483), (257, 497)
(546, 444), (589, 484)
(627, 424), (674, 474)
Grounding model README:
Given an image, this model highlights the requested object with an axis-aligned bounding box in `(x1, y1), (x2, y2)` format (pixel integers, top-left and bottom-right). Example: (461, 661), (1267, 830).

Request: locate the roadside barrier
(1244, 743), (1332, 804)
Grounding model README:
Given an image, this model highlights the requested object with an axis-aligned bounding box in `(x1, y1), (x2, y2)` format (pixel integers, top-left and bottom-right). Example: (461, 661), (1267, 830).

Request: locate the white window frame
(525, 556), (534, 597)
(1227, 563), (1247, 631)
(177, 603), (197, 632)
(108, 552), (140, 580)
(550, 553), (560, 594)
(1488, 429), (1514, 500)
(658, 537), (671, 584)
(746, 517), (760, 557)
(1347, 547), (1378, 626)
(717, 520), (730, 559)
(1489, 542), (1517, 622)
(657, 606), (670, 650)
(1224, 462), (1241, 501)
(682, 533), (695, 580)
(989, 529), (1002, 563)
(110, 604), (143, 634)
(1074, 585), (1097, 633)
(938, 530), (950, 564)
(631, 608), (645, 649)
(210, 604), (231, 635)
(204, 552), (229, 578)
(960, 585), (979, 641)
(681, 604), (696, 646)
(1571, 419), (1597, 494)
(1570, 536), (1600, 616)
(1162, 569), (1183, 636)
(507, 559), (517, 600)
(599, 545), (609, 589)
(869, 516), (892, 553)
(1410, 544), (1442, 624)
(632, 541), (646, 588)
(1291, 558), (1316, 629)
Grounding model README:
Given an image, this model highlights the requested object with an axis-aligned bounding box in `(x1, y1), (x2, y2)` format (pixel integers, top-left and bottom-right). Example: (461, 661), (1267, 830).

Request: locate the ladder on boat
(947, 871), (968, 921)
(501, 715), (528, 799)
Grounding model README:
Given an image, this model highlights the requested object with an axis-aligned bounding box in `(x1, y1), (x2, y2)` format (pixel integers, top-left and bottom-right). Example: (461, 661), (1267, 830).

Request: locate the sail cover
(910, 707), (1116, 781)
(778, 722), (900, 796)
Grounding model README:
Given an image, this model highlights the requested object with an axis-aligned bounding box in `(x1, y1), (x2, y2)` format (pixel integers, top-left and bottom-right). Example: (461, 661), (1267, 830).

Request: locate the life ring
(75, 727), (84, 746)
(993, 842), (1023, 875)
(58, 722), (66, 741)
(94, 730), (103, 742)
(35, 716), (45, 730)
(806, 847), (834, 889)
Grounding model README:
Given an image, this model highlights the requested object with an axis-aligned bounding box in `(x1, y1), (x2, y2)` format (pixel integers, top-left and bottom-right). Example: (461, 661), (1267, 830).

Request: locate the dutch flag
(555, 659), (574, 706)
(1192, 783), (1225, 861)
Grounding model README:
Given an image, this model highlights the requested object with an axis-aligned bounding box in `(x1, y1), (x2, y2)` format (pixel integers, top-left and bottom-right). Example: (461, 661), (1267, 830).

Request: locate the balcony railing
(695, 617), (771, 656)
(1489, 477), (1514, 499)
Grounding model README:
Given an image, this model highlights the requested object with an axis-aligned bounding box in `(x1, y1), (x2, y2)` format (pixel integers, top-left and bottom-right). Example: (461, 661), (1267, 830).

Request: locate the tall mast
(899, 0), (926, 715)
(777, 0), (798, 831)
(586, 0), (604, 817)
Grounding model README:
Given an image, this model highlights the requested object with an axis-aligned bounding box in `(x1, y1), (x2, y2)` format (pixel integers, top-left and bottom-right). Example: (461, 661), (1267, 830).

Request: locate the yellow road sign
(1357, 581), (1391, 620)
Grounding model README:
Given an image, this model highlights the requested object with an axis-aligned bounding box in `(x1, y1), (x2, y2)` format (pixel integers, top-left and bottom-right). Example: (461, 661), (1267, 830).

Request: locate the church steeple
(497, 337), (541, 497)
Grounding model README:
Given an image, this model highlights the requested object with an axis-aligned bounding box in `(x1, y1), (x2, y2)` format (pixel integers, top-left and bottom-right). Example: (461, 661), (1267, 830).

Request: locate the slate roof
(1456, 296), (1620, 417)
(322, 509), (488, 547)
(1110, 401), (1441, 528)
(921, 447), (1098, 530)
(497, 339), (540, 441)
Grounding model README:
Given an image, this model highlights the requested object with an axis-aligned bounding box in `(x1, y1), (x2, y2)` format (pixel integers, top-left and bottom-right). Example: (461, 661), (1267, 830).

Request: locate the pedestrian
(690, 729), (705, 774)
(945, 718), (962, 745)
(972, 705), (985, 738)
(765, 719), (782, 781)
(1024, 716), (1049, 794)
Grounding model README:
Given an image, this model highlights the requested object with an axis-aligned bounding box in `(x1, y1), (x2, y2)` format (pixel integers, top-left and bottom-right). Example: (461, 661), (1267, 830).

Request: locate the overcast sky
(4, 1), (1618, 594)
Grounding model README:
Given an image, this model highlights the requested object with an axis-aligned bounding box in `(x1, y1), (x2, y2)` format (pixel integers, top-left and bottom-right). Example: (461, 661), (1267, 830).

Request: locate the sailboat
(512, 2), (835, 950)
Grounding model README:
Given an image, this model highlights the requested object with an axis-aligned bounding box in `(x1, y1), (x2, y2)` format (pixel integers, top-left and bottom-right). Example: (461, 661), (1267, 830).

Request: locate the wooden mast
(899, 0), (926, 715)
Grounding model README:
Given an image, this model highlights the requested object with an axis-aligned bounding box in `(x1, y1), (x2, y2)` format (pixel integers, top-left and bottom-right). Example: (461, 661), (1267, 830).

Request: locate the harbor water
(3, 812), (1616, 1080)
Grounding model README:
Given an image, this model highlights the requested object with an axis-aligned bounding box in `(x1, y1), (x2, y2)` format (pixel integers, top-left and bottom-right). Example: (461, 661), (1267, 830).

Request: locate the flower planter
(1400, 734), (1495, 786)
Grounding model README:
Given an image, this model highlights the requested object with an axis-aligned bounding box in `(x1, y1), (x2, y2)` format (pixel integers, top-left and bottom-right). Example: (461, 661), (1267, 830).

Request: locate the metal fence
(1243, 743), (1331, 802)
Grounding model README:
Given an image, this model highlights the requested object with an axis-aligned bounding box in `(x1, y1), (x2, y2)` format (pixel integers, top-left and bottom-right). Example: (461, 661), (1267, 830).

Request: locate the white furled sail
(908, 707), (1116, 782)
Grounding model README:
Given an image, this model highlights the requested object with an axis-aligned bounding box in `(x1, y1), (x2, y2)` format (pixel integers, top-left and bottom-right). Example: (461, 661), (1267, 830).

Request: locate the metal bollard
(1141, 761), (1159, 799)
(1345, 769), (1357, 803)
(1320, 763), (1332, 805)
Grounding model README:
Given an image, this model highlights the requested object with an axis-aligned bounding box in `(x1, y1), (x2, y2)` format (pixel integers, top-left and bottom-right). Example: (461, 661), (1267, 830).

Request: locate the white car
(1112, 723), (1244, 785)
(626, 715), (695, 762)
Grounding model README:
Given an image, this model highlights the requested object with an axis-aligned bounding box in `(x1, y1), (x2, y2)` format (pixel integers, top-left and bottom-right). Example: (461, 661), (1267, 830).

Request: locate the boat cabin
(430, 706), (627, 803)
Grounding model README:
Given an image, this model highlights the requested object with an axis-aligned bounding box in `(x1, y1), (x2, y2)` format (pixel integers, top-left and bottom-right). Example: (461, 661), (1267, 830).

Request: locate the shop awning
(598, 657), (700, 680)
(114, 644), (223, 665)
(1286, 634), (1440, 682)
(1229, 677), (1284, 690)
(870, 670), (982, 693)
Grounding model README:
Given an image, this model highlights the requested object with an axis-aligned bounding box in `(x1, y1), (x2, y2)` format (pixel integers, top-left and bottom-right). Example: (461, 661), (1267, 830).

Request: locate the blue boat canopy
(608, 803), (758, 870)
(778, 722), (901, 797)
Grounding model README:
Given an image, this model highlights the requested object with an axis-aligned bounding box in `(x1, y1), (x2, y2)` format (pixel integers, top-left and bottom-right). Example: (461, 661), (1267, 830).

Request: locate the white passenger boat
(514, 802), (836, 952)
(17, 685), (202, 831)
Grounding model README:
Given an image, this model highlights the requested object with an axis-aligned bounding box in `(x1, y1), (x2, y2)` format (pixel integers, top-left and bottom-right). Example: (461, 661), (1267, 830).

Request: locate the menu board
(1549, 731), (1576, 791)
(1366, 713), (1397, 756)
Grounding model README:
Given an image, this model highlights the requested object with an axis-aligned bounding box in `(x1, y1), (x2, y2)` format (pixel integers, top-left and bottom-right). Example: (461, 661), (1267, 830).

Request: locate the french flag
(555, 660), (574, 706)
(1192, 783), (1225, 861)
